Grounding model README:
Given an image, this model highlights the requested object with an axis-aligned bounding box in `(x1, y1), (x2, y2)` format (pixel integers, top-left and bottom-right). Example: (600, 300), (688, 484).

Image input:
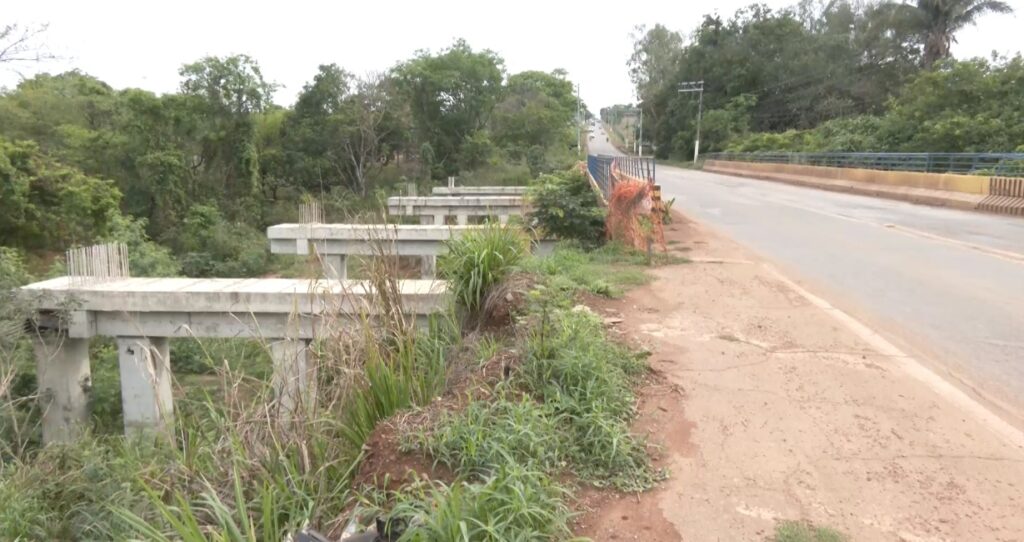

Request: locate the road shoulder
(574, 213), (1024, 541)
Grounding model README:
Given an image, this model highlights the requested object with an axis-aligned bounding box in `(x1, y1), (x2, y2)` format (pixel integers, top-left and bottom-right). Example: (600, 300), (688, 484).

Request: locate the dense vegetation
(0, 38), (582, 276)
(609, 0), (1021, 158)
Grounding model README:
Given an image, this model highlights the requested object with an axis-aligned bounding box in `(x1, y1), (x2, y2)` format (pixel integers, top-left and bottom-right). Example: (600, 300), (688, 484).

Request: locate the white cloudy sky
(3, 0), (1022, 111)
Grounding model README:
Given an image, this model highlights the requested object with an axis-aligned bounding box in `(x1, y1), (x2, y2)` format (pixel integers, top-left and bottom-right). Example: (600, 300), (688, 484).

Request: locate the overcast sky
(3, 0), (1021, 112)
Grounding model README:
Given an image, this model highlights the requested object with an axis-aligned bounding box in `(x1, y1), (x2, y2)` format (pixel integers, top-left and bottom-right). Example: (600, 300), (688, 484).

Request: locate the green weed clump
(439, 224), (529, 314)
(339, 316), (457, 448)
(773, 520), (848, 542)
(518, 306), (657, 491)
(412, 291), (658, 496)
(519, 242), (654, 298)
(378, 465), (574, 542)
(416, 394), (565, 477)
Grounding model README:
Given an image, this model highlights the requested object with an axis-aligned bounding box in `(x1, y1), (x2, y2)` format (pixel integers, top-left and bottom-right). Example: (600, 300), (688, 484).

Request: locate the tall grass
(1, 246), (462, 540)
(376, 465), (576, 542)
(439, 224), (528, 316)
(406, 284), (660, 519)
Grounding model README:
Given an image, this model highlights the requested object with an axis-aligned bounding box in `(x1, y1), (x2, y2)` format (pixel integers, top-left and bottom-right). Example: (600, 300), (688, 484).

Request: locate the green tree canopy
(394, 39), (505, 177)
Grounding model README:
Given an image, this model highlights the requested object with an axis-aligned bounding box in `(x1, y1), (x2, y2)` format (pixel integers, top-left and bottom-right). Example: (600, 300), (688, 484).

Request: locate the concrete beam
(431, 186), (528, 196)
(386, 196), (527, 219)
(34, 333), (91, 444)
(21, 277), (447, 317)
(117, 336), (173, 434)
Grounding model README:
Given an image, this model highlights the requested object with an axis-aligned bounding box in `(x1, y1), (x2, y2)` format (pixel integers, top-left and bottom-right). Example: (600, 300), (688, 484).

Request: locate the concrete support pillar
(270, 339), (315, 416)
(117, 336), (174, 435)
(421, 255), (437, 279)
(322, 254), (347, 280)
(456, 214), (469, 226)
(498, 214), (510, 225)
(34, 333), (91, 444)
(419, 216), (434, 225)
(432, 214), (446, 225)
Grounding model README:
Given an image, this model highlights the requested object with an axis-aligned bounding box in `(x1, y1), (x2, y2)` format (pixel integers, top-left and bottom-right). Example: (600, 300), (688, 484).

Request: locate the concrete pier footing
(117, 336), (173, 434)
(322, 254), (347, 280)
(269, 339), (315, 416)
(34, 333), (91, 444)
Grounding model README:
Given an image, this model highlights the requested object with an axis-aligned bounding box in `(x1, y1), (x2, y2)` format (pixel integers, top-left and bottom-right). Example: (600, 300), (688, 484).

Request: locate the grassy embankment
(0, 168), (678, 540)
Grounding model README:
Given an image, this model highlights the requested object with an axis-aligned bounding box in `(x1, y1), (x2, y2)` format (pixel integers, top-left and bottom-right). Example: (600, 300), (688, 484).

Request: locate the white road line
(763, 263), (1024, 451)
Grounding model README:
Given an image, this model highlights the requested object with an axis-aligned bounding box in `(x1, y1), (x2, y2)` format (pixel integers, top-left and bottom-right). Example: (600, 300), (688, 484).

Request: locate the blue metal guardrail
(587, 154), (656, 199)
(704, 152), (1024, 176)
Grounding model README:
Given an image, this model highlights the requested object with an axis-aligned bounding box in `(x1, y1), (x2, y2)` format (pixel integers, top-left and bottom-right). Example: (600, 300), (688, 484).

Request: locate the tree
(0, 23), (54, 66)
(284, 66), (403, 195)
(628, 24), (682, 153)
(0, 138), (121, 250)
(491, 70), (576, 159)
(884, 0), (1014, 68)
(394, 39), (504, 177)
(339, 73), (402, 195)
(179, 55), (276, 220)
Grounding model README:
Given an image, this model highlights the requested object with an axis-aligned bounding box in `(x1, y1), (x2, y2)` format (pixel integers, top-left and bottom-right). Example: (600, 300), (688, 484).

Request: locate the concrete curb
(704, 165), (986, 212)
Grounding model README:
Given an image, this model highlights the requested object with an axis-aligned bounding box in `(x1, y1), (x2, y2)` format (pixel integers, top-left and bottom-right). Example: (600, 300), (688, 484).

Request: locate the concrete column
(498, 214), (510, 225)
(432, 214), (446, 225)
(322, 254), (347, 280)
(421, 255), (437, 278)
(117, 336), (174, 435)
(456, 214), (469, 226)
(419, 216), (434, 225)
(34, 333), (91, 444)
(270, 339), (315, 416)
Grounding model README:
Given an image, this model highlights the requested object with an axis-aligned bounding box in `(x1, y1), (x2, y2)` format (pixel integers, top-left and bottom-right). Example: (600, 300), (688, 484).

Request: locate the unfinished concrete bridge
(20, 185), (531, 444)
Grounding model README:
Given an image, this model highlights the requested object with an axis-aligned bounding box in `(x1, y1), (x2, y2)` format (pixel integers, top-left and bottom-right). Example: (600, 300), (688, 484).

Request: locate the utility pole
(638, 107), (644, 158)
(575, 83), (581, 156)
(678, 80), (704, 163)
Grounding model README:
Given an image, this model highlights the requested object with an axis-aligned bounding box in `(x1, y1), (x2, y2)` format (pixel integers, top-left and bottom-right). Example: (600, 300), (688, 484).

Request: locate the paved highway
(589, 122), (1024, 416)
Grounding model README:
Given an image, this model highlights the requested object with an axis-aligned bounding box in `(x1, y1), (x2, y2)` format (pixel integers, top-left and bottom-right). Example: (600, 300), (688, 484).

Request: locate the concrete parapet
(704, 160), (989, 195)
(703, 160), (988, 211)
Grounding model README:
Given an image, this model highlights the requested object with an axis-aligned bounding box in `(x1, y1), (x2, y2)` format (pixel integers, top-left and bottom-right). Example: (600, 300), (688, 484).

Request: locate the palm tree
(885, 0), (1014, 68)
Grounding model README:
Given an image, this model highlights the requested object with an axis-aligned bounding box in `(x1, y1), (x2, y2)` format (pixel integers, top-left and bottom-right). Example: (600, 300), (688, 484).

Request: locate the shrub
(528, 167), (605, 246)
(439, 224), (529, 315)
(176, 204), (270, 277)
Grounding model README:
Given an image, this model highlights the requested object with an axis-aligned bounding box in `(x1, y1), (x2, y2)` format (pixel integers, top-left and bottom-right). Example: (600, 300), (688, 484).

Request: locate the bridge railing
(587, 154), (656, 200)
(704, 152), (1024, 176)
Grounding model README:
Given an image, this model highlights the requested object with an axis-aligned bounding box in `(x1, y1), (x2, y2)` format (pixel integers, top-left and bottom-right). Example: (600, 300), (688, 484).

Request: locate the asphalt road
(586, 122), (622, 156)
(589, 124), (1024, 414)
(663, 167), (1024, 414)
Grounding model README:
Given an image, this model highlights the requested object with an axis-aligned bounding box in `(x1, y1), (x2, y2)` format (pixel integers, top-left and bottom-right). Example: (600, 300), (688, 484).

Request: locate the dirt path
(575, 214), (1024, 542)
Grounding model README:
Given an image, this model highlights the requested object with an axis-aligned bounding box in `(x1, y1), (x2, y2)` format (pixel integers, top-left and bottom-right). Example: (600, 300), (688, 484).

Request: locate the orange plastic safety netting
(605, 170), (665, 251)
